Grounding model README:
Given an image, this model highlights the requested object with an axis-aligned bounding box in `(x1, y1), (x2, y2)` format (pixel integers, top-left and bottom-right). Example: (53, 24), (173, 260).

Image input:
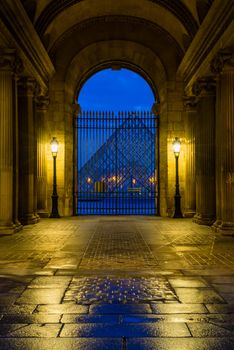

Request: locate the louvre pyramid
(78, 116), (156, 193)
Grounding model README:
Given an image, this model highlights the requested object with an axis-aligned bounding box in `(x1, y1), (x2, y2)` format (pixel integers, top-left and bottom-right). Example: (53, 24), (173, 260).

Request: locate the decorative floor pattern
(64, 276), (177, 304)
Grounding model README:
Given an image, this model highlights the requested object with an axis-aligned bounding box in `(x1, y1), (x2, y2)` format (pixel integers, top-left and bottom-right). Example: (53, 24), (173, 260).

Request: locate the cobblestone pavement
(0, 216), (234, 349)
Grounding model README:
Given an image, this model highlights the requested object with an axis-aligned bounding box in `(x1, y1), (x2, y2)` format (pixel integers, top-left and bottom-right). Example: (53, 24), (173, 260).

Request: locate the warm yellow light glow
(172, 137), (181, 156)
(51, 137), (59, 156)
(87, 177), (92, 184)
(132, 178), (136, 185)
(149, 176), (155, 184)
(112, 176), (116, 181)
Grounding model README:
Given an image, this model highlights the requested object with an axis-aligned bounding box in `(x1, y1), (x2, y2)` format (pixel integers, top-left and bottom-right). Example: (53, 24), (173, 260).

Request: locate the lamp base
(173, 194), (183, 218)
(50, 194), (60, 218)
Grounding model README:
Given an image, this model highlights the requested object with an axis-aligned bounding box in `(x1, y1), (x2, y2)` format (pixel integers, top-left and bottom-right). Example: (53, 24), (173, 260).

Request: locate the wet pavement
(0, 216), (234, 349)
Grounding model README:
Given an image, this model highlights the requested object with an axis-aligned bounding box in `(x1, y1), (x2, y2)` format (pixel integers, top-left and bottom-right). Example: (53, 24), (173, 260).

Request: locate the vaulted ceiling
(19, 1), (213, 76)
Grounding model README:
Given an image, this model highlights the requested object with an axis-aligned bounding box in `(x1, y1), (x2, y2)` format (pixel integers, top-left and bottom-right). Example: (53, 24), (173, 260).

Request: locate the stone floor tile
(61, 314), (120, 323)
(0, 314), (61, 323)
(0, 294), (20, 305)
(37, 304), (88, 314)
(212, 284), (234, 293)
(151, 304), (208, 314)
(188, 322), (234, 337)
(175, 288), (225, 304)
(89, 304), (152, 314)
(60, 322), (191, 337)
(168, 277), (209, 288)
(127, 338), (234, 350)
(28, 276), (71, 289)
(0, 305), (37, 314)
(0, 338), (122, 350)
(16, 288), (65, 304)
(0, 324), (62, 337)
(206, 304), (234, 313)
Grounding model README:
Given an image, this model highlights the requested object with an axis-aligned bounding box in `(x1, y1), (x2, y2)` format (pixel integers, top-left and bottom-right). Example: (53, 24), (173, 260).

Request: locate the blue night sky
(78, 68), (155, 111)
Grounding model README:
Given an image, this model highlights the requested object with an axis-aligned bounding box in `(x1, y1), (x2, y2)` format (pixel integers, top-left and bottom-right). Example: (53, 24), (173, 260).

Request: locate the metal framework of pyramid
(77, 113), (157, 194)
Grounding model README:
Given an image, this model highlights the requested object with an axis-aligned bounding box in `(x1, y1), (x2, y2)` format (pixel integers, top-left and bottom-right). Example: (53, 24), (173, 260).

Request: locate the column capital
(18, 77), (36, 97)
(192, 77), (216, 97)
(35, 94), (50, 111)
(0, 48), (23, 74)
(183, 96), (198, 111)
(210, 49), (234, 75)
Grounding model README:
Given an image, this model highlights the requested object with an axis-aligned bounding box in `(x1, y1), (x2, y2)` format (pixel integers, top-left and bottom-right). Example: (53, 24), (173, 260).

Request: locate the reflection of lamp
(50, 137), (60, 218)
(172, 137), (183, 218)
(132, 178), (136, 185)
(87, 177), (91, 184)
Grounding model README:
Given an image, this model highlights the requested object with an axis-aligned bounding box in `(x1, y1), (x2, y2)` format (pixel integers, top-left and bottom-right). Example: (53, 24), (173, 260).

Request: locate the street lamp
(50, 137), (60, 218)
(172, 137), (183, 218)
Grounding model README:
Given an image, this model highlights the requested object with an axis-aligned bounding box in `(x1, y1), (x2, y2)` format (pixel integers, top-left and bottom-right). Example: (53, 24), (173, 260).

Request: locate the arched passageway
(75, 68), (159, 215)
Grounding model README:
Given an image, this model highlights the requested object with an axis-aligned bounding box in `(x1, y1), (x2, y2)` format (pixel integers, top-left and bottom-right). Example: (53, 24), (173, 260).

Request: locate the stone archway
(50, 40), (170, 217)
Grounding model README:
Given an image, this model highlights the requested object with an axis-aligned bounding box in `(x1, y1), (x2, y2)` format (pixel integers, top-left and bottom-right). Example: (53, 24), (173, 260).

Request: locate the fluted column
(211, 50), (234, 235)
(0, 49), (19, 234)
(183, 97), (197, 217)
(35, 94), (49, 217)
(18, 77), (37, 225)
(192, 78), (216, 225)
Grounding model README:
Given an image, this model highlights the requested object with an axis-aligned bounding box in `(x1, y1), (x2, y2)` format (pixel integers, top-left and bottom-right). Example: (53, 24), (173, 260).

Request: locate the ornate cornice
(0, 0), (54, 90)
(0, 48), (23, 74)
(35, 0), (198, 38)
(192, 77), (216, 97)
(210, 49), (234, 74)
(177, 0), (233, 91)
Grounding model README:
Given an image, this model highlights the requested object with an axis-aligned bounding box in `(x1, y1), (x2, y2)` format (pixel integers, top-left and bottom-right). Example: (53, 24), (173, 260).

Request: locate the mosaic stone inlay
(63, 276), (178, 304)
(79, 223), (158, 270)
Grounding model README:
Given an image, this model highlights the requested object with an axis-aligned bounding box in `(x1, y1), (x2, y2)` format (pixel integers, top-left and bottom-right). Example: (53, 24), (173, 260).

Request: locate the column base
(0, 222), (17, 235)
(37, 210), (49, 218)
(214, 221), (234, 236)
(193, 213), (215, 226)
(19, 214), (38, 226)
(183, 210), (196, 218)
(35, 213), (40, 223)
(14, 219), (23, 232)
(211, 219), (222, 231)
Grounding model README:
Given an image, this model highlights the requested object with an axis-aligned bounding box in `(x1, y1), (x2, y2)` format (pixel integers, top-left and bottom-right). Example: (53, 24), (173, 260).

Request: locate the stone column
(192, 77), (216, 225)
(211, 50), (234, 235)
(0, 49), (19, 234)
(35, 94), (49, 217)
(183, 97), (197, 217)
(18, 77), (37, 225)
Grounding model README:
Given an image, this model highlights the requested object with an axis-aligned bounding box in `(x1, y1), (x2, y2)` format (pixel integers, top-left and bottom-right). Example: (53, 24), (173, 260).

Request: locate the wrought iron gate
(74, 111), (159, 215)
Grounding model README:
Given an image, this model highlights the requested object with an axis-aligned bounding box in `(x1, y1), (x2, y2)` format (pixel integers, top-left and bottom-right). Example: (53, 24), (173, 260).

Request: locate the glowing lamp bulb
(51, 137), (59, 156)
(172, 137), (181, 156)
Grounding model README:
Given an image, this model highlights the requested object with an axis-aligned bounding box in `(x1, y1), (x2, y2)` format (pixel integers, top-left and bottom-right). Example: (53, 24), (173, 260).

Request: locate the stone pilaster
(0, 49), (18, 234)
(211, 50), (234, 235)
(192, 77), (216, 225)
(18, 77), (37, 225)
(35, 94), (49, 217)
(183, 96), (197, 217)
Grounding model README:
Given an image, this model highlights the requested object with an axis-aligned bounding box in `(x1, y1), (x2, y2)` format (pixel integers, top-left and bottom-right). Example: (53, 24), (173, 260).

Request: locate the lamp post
(172, 137), (183, 218)
(50, 137), (60, 218)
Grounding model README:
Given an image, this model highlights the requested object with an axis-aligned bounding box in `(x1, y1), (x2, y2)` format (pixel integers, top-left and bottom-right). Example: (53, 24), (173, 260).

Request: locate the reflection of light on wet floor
(64, 276), (178, 304)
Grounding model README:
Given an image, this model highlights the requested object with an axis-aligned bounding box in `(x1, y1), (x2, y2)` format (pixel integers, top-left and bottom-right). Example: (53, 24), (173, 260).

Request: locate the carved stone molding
(183, 96), (198, 110)
(71, 102), (81, 116)
(18, 77), (36, 96)
(0, 48), (23, 74)
(35, 95), (50, 110)
(192, 77), (216, 97)
(210, 49), (234, 75)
